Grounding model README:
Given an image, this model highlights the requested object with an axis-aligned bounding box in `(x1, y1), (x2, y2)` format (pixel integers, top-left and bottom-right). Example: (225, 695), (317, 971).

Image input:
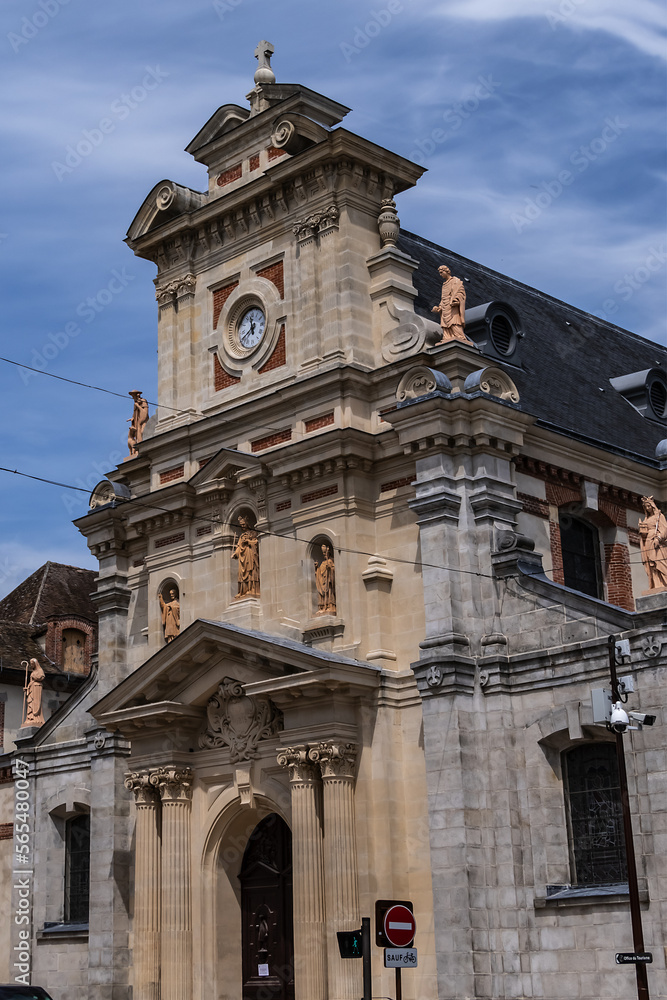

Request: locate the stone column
(125, 771), (161, 1000)
(277, 747), (327, 1000)
(156, 767), (193, 1000)
(309, 741), (360, 1000)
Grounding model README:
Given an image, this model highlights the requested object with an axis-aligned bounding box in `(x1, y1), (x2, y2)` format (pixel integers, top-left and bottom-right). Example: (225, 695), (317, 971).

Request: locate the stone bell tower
(125, 42), (424, 431)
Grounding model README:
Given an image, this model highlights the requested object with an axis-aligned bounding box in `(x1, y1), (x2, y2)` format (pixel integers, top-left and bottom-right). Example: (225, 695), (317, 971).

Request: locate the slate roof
(0, 562), (97, 626)
(0, 622), (52, 679)
(399, 230), (666, 465)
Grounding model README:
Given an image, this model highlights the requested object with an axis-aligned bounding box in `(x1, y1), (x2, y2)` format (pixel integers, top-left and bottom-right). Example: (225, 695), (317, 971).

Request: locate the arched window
(562, 743), (627, 886)
(65, 813), (90, 922)
(558, 513), (602, 599)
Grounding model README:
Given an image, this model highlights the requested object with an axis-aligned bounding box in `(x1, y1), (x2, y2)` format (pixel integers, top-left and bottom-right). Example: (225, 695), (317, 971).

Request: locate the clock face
(238, 307), (266, 350)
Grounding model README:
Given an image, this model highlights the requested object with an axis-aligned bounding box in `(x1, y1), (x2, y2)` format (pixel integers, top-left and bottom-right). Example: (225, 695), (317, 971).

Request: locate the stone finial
(639, 496), (667, 591)
(254, 40), (275, 85)
(432, 264), (473, 345)
(378, 198), (400, 247)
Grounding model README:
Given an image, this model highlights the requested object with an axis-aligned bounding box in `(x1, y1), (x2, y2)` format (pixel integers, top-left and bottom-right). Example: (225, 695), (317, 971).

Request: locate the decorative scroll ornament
(154, 766), (193, 802)
(124, 770), (160, 805)
(199, 677), (283, 760)
(276, 746), (317, 783)
(396, 365), (452, 402)
(464, 367), (519, 403)
(307, 740), (358, 779)
(642, 634), (664, 658)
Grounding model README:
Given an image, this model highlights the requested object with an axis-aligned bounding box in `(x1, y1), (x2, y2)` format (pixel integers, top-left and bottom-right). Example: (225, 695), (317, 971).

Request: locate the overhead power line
(0, 464), (511, 582)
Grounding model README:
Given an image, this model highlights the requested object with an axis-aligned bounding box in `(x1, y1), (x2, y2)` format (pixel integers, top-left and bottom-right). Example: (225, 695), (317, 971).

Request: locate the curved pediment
(126, 179), (207, 243)
(186, 103), (251, 157)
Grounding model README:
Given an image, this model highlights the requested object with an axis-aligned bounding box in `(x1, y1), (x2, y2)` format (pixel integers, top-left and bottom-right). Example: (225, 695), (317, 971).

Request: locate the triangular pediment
(189, 447), (264, 493)
(90, 618), (378, 738)
(185, 103), (251, 156)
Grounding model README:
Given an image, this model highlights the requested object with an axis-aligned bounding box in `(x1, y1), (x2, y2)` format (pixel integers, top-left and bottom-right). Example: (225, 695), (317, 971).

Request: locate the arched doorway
(239, 813), (294, 999)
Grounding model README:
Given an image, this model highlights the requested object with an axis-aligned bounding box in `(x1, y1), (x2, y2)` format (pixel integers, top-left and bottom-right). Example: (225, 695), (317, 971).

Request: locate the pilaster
(125, 771), (161, 1000)
(309, 741), (360, 1000)
(156, 767), (193, 1000)
(276, 747), (327, 1000)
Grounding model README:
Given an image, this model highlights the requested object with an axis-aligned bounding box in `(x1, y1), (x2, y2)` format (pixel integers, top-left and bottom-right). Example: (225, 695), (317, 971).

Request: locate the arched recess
(156, 576), (181, 644)
(309, 534), (337, 618)
(228, 506), (260, 601)
(199, 790), (291, 999)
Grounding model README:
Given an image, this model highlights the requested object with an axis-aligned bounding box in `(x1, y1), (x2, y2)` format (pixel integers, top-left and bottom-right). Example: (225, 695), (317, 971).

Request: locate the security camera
(628, 712), (656, 727)
(609, 703), (630, 734)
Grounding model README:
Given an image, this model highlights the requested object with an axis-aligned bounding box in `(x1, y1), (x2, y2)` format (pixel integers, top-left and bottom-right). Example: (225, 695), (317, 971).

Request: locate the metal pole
(608, 635), (650, 1000)
(395, 966), (402, 1000)
(362, 917), (371, 1000)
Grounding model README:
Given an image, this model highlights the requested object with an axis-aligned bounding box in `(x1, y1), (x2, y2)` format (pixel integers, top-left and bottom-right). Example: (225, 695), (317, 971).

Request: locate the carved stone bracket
(396, 365), (452, 402)
(155, 280), (178, 308)
(199, 676), (283, 760)
(642, 634), (665, 658)
(464, 366), (520, 403)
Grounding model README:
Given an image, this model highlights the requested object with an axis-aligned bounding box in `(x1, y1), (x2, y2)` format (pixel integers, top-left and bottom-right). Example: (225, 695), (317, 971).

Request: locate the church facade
(4, 46), (667, 1000)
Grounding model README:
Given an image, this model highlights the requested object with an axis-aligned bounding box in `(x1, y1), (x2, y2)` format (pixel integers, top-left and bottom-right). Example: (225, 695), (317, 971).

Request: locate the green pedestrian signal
(337, 929), (363, 958)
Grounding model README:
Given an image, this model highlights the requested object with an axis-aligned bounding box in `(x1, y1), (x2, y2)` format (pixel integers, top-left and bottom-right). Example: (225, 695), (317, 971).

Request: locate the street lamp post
(607, 634), (650, 1000)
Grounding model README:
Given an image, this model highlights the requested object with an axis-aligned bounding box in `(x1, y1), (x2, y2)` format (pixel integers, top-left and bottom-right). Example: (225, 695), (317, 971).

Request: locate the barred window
(562, 743), (627, 886)
(65, 814), (90, 922)
(559, 513), (602, 599)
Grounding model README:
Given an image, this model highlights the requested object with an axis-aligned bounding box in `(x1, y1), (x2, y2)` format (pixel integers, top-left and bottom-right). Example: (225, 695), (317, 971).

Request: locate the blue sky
(0, 0), (665, 599)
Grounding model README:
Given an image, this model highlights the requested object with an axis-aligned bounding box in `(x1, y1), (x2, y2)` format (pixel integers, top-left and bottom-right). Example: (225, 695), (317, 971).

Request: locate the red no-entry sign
(383, 905), (416, 948)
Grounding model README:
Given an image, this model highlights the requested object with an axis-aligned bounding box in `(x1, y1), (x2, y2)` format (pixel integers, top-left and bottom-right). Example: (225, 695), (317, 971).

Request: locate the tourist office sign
(615, 952), (653, 965)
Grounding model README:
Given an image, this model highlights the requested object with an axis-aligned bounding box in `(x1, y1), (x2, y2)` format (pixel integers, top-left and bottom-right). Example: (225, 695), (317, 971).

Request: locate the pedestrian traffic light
(337, 928), (363, 958)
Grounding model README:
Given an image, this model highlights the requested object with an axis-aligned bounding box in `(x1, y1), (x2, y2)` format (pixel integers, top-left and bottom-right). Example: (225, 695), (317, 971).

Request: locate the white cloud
(433, 0), (667, 60)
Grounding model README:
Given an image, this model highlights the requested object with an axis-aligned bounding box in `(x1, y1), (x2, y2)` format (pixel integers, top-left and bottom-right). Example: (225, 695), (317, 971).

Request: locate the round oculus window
(648, 376), (667, 419)
(489, 313), (515, 355)
(237, 306), (266, 351)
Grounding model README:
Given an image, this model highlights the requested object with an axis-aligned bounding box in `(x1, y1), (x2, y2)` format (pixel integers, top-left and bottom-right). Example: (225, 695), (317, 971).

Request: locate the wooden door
(239, 814), (294, 1000)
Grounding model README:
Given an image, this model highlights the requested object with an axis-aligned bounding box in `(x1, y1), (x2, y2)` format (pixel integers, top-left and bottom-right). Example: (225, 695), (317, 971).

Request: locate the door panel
(240, 814), (294, 1000)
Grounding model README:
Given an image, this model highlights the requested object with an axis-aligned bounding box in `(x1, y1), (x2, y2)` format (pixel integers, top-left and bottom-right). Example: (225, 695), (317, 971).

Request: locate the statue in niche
(232, 514), (260, 598)
(127, 390), (149, 458)
(639, 496), (667, 590)
(314, 542), (336, 615)
(21, 658), (45, 728)
(159, 586), (181, 643)
(432, 264), (472, 344)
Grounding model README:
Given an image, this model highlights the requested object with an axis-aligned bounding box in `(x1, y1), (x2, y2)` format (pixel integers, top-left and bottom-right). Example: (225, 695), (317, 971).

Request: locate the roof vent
(464, 301), (522, 361)
(490, 314), (514, 355)
(649, 377), (667, 419)
(609, 368), (667, 424)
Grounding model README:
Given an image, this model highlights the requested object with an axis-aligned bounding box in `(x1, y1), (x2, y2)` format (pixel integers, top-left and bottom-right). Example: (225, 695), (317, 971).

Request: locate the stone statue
(432, 264), (472, 344)
(159, 587), (181, 643)
(127, 390), (149, 458)
(639, 496), (667, 590)
(21, 658), (45, 728)
(315, 542), (336, 615)
(232, 514), (260, 598)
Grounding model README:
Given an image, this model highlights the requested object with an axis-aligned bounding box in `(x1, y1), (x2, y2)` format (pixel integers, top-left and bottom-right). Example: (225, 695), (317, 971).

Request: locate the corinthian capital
(124, 770), (159, 806)
(308, 741), (358, 779)
(154, 766), (194, 802)
(277, 746), (319, 783)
